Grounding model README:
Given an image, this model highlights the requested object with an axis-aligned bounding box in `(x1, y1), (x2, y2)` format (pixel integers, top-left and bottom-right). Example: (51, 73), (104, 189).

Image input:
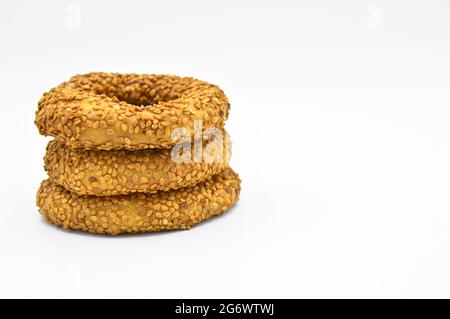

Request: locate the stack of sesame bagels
(35, 72), (240, 235)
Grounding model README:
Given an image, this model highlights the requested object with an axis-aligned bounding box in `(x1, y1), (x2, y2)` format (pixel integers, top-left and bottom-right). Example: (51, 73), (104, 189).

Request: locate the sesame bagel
(35, 72), (230, 150)
(37, 167), (240, 235)
(44, 132), (231, 196)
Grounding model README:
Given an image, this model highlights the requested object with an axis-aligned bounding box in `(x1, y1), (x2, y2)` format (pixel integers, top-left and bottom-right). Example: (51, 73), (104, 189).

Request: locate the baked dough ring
(44, 132), (231, 196)
(37, 167), (240, 235)
(35, 72), (230, 150)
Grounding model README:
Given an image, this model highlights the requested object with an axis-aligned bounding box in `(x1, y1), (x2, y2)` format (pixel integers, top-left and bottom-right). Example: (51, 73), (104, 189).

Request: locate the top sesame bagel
(35, 72), (230, 150)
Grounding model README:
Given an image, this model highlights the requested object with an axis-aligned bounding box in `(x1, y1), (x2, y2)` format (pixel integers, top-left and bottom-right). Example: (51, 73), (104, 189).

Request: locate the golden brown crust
(44, 133), (231, 196)
(35, 72), (230, 150)
(36, 167), (240, 235)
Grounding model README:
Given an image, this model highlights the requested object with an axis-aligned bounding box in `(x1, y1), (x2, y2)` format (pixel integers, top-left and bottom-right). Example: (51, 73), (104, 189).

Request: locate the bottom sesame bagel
(37, 167), (240, 235)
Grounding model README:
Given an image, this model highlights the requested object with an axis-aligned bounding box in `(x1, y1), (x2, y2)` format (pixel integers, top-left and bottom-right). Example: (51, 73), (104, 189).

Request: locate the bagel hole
(101, 88), (178, 107)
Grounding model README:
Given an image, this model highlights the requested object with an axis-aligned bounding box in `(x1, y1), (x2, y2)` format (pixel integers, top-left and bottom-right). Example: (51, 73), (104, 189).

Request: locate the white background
(0, 0), (450, 298)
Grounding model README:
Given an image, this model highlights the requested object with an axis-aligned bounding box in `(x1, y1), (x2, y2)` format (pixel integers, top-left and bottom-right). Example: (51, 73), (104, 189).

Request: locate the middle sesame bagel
(44, 134), (231, 196)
